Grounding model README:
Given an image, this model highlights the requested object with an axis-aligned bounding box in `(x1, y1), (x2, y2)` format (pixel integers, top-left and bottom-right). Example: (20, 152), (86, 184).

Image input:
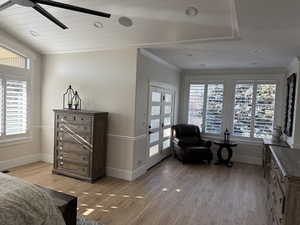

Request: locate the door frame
(146, 82), (176, 169)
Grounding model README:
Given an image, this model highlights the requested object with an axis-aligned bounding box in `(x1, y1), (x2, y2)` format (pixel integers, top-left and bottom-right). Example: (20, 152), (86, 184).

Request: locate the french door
(147, 85), (175, 169)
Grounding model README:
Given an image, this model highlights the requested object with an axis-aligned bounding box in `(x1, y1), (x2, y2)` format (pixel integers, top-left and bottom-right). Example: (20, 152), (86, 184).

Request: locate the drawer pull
(60, 162), (64, 165)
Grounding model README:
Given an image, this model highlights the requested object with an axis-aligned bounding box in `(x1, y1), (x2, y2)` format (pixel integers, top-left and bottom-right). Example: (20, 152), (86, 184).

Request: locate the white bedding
(0, 172), (66, 225)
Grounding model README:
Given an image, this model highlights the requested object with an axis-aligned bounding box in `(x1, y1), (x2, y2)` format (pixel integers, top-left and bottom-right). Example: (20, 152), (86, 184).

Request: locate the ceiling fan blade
(33, 4), (68, 29)
(0, 1), (15, 11)
(34, 0), (111, 18)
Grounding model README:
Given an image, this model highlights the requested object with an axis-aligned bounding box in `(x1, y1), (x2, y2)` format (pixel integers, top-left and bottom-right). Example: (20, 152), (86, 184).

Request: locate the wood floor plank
(9, 159), (267, 225)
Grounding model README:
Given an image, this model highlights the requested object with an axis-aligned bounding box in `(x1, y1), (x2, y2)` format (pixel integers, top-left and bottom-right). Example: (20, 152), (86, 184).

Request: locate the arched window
(0, 46), (27, 69)
(0, 45), (30, 140)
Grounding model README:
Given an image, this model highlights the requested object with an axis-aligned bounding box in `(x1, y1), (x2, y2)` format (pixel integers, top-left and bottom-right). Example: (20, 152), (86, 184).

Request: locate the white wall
(0, 30), (42, 170)
(286, 58), (300, 148)
(132, 49), (181, 177)
(179, 68), (287, 165)
(41, 48), (138, 177)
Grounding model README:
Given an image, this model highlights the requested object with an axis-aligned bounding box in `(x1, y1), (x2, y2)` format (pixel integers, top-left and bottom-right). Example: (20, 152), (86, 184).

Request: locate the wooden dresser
(52, 109), (108, 183)
(267, 146), (300, 225)
(263, 139), (290, 179)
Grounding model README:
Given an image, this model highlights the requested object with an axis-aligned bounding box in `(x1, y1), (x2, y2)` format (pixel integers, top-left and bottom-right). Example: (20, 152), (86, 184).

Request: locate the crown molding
(139, 49), (181, 73)
(182, 67), (288, 76)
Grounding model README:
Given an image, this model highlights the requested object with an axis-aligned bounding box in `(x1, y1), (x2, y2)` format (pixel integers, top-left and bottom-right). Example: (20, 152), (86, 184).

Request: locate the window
(0, 46), (27, 69)
(233, 84), (253, 137)
(233, 83), (276, 139)
(5, 80), (28, 135)
(188, 83), (224, 134)
(0, 46), (29, 139)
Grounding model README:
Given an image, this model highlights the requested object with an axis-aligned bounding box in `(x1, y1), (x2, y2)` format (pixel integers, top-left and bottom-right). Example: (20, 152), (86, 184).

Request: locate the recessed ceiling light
(30, 30), (39, 37)
(118, 17), (133, 27)
(250, 49), (264, 54)
(185, 7), (199, 17)
(94, 22), (103, 29)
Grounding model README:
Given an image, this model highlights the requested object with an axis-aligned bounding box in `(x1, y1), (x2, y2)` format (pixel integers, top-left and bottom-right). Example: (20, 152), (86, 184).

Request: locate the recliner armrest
(202, 140), (212, 148)
(172, 137), (180, 145)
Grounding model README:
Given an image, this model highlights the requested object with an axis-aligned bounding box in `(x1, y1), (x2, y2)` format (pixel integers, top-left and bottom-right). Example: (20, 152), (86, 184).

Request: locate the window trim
(185, 77), (282, 142)
(0, 45), (29, 70)
(0, 64), (31, 144)
(187, 82), (225, 135)
(232, 80), (279, 140)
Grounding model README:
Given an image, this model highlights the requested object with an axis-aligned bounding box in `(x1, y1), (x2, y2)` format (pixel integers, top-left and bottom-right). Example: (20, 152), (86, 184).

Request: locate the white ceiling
(1, 0), (299, 70)
(147, 0), (300, 69)
(0, 0), (238, 54)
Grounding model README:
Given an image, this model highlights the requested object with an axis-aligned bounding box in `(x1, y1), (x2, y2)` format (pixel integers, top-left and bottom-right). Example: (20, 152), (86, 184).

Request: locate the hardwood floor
(9, 158), (267, 225)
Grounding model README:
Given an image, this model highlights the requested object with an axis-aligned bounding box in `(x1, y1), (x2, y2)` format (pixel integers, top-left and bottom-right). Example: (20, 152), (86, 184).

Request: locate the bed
(0, 172), (66, 225)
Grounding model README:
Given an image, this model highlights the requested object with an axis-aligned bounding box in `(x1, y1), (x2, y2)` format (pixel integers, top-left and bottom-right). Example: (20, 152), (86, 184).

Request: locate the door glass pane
(151, 106), (160, 116)
(164, 117), (171, 126)
(150, 132), (159, 144)
(149, 145), (159, 157)
(150, 119), (160, 129)
(163, 128), (171, 138)
(165, 94), (172, 103)
(165, 105), (171, 114)
(163, 139), (170, 149)
(152, 92), (161, 102)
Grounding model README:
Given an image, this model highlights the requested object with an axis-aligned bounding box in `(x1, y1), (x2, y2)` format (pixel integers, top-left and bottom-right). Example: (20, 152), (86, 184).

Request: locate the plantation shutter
(233, 84), (254, 137)
(5, 80), (27, 135)
(205, 84), (224, 134)
(254, 84), (276, 138)
(188, 84), (205, 131)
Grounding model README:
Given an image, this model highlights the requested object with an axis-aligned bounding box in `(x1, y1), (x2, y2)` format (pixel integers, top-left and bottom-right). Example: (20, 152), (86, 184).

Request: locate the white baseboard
(0, 153), (41, 171)
(132, 165), (147, 180)
(106, 165), (147, 181)
(106, 167), (133, 181)
(41, 153), (53, 163)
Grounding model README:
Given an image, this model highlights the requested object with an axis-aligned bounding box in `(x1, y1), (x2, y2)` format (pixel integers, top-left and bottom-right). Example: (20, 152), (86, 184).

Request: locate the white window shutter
(254, 84), (276, 138)
(5, 80), (27, 135)
(233, 84), (254, 137)
(188, 84), (205, 131)
(205, 84), (224, 134)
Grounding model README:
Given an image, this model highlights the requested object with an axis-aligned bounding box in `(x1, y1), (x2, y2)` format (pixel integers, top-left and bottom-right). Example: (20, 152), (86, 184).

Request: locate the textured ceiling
(147, 0), (300, 69)
(0, 0), (238, 54)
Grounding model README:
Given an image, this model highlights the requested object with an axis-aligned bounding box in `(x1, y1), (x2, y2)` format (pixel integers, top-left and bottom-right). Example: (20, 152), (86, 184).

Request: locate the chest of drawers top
(270, 146), (300, 181)
(54, 109), (108, 116)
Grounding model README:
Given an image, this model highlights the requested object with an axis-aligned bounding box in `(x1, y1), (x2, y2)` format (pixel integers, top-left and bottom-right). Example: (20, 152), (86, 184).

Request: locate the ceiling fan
(0, 0), (111, 29)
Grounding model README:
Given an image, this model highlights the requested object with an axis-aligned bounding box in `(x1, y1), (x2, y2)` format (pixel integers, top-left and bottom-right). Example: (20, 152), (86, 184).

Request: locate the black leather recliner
(171, 124), (213, 164)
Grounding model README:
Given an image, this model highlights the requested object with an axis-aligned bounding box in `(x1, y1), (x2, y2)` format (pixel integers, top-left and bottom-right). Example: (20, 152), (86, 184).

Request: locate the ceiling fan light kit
(0, 0), (111, 29)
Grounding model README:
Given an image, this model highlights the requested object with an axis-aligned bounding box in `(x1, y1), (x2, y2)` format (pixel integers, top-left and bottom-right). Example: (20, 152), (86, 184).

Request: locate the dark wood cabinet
(52, 109), (108, 183)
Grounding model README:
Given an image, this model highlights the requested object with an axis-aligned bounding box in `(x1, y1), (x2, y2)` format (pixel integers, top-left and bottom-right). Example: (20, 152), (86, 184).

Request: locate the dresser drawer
(57, 160), (89, 177)
(57, 122), (91, 134)
(57, 151), (89, 164)
(57, 141), (91, 154)
(56, 113), (92, 125)
(57, 131), (91, 144)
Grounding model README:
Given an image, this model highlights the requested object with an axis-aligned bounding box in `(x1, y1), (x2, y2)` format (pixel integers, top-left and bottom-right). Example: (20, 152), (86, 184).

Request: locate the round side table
(214, 141), (237, 168)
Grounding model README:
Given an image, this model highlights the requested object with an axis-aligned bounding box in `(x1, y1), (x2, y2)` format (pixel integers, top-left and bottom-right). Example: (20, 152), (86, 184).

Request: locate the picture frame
(284, 73), (297, 137)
